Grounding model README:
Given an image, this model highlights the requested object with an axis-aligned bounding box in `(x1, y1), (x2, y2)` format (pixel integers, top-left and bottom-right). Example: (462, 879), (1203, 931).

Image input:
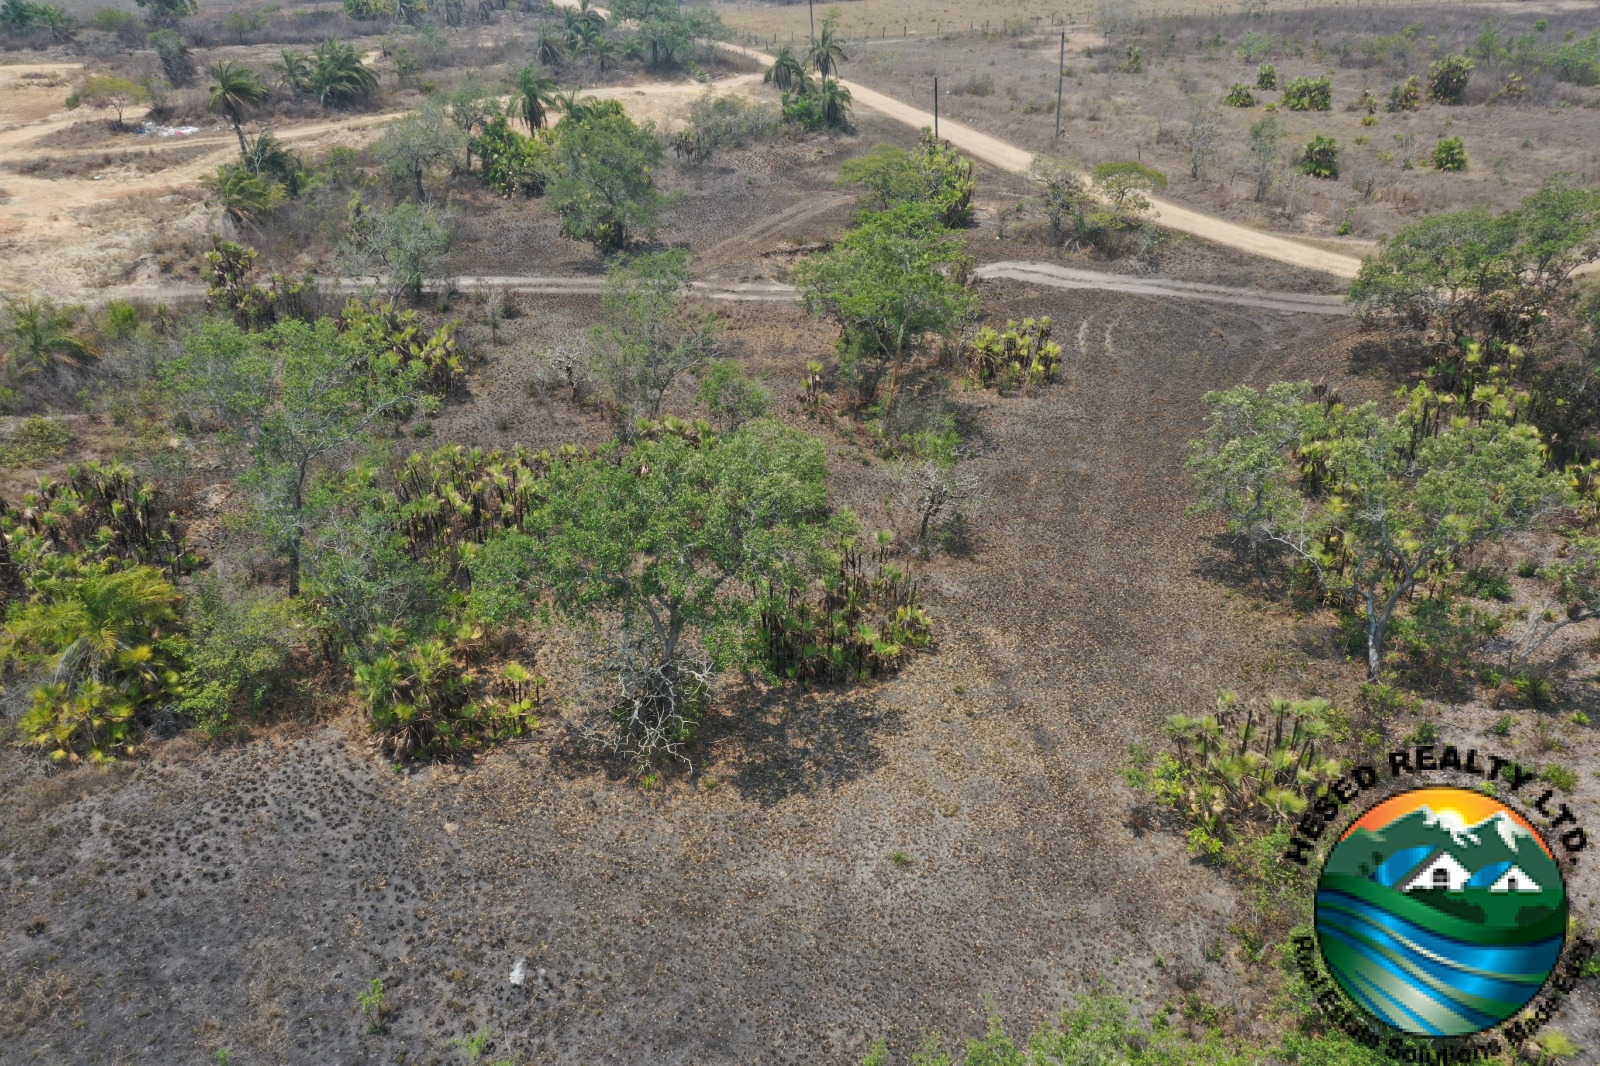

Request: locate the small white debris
(509, 959), (526, 986)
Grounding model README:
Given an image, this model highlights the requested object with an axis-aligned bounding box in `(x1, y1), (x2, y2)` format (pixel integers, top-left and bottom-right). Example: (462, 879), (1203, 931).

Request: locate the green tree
(206, 60), (269, 155)
(445, 74), (502, 168)
(792, 202), (976, 404)
(508, 63), (558, 130)
(697, 359), (771, 431)
(837, 132), (975, 226)
(469, 419), (845, 763)
(163, 318), (429, 596)
(373, 100), (463, 202)
(1188, 381), (1572, 678)
(79, 75), (147, 127)
(1, 295), (98, 378)
(1347, 183), (1600, 352)
(338, 196), (454, 309)
(308, 38), (378, 108)
(1247, 115), (1282, 202)
(589, 249), (718, 437)
(1427, 53), (1474, 104)
(546, 107), (666, 252)
(6, 564), (183, 765)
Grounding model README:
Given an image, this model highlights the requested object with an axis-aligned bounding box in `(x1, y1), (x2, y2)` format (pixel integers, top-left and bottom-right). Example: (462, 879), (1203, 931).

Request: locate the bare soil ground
(1, 274), (1374, 1066)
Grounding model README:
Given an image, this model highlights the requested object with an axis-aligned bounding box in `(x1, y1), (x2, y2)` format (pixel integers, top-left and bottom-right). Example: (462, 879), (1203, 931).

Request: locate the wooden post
(933, 76), (939, 139)
(1055, 31), (1065, 139)
(808, 0), (814, 44)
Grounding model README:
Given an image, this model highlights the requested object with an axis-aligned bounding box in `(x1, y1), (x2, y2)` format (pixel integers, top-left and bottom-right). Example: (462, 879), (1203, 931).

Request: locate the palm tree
(1, 296), (98, 377)
(207, 61), (269, 155)
(818, 77), (852, 129)
(569, 20), (601, 58)
(309, 38), (378, 109)
(509, 64), (559, 130)
(763, 43), (805, 93)
(535, 27), (566, 66)
(808, 18), (848, 79)
(587, 36), (616, 72)
(575, 0), (605, 32)
(275, 48), (311, 94)
(203, 163), (286, 229)
(10, 565), (182, 766)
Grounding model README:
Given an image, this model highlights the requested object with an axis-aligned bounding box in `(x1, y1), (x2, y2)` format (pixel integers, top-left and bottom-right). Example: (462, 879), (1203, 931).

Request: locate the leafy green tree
(589, 249), (718, 437)
(5, 564), (183, 765)
(792, 202), (976, 404)
(1347, 182), (1600, 352)
(133, 0), (194, 28)
(1246, 115), (1282, 202)
(1188, 381), (1572, 678)
(338, 196), (454, 309)
(445, 74), (502, 168)
(308, 38), (378, 108)
(79, 75), (146, 127)
(373, 100), (463, 202)
(509, 63), (558, 130)
(2, 296), (98, 378)
(1427, 53), (1474, 104)
(546, 106), (666, 251)
(696, 359), (770, 431)
(176, 574), (307, 733)
(163, 318), (429, 596)
(206, 60), (269, 155)
(469, 419), (845, 763)
(837, 132), (975, 226)
(472, 116), (548, 197)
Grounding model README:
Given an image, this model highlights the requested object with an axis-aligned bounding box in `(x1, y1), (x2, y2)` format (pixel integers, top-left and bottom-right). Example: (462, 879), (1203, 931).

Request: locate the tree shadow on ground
(1348, 331), (1435, 387)
(1191, 530), (1293, 601)
(701, 683), (904, 807)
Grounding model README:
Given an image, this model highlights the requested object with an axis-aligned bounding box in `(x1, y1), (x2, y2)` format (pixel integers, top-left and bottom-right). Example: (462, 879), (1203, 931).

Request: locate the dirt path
(713, 40), (1365, 280)
(97, 265), (1353, 313)
(973, 262), (1350, 314)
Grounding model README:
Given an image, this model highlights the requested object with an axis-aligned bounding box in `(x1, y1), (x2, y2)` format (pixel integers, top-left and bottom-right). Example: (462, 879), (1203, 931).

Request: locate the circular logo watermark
(1315, 785), (1568, 1038)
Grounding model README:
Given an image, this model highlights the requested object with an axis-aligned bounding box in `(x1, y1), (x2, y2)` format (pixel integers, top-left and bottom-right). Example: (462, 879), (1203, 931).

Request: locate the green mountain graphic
(1324, 805), (1563, 928)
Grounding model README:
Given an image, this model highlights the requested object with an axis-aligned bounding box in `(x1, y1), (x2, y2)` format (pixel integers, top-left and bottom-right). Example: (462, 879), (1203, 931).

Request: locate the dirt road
(713, 40), (1365, 279)
(97, 265), (1353, 313)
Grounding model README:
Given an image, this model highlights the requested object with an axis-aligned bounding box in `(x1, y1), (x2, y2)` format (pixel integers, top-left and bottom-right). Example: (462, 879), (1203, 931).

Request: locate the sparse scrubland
(2, 0), (1600, 1063)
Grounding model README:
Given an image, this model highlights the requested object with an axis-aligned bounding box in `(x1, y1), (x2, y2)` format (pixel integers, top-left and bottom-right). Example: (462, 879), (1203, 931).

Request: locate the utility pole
(807, 0), (814, 44)
(1055, 31), (1065, 140)
(933, 76), (939, 139)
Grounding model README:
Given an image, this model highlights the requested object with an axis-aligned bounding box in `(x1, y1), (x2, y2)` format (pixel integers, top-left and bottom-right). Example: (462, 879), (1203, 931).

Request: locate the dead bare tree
(1182, 99), (1223, 181)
